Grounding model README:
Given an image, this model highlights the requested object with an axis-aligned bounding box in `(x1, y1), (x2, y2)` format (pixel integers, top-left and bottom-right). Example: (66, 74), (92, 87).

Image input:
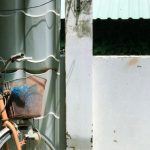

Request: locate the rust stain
(128, 58), (139, 66)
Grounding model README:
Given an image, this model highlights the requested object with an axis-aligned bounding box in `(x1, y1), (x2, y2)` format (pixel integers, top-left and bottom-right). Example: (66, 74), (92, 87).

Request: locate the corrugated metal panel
(0, 0), (62, 149)
(61, 0), (65, 19)
(93, 0), (150, 19)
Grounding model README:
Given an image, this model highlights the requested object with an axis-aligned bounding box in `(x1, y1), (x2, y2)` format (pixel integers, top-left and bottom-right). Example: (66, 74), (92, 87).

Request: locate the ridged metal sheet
(0, 0), (61, 149)
(93, 0), (150, 19)
(61, 0), (65, 18)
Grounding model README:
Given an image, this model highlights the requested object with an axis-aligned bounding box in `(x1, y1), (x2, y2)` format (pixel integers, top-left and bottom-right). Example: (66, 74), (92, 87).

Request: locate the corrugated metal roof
(61, 0), (65, 18)
(93, 0), (150, 19)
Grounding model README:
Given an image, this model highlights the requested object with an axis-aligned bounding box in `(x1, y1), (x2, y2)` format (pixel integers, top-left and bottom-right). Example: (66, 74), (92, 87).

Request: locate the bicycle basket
(2, 76), (47, 119)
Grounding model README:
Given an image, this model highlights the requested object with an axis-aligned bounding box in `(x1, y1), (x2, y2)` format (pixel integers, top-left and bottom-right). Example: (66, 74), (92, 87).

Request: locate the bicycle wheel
(40, 133), (56, 150)
(19, 125), (56, 150)
(0, 127), (12, 149)
(0, 127), (56, 150)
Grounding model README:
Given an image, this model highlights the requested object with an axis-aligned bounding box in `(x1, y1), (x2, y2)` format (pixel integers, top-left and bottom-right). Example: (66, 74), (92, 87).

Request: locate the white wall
(93, 56), (150, 150)
(65, 1), (93, 149)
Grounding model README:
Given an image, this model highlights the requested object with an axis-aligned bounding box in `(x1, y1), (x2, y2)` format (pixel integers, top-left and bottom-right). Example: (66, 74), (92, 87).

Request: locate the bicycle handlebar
(0, 53), (32, 73)
(10, 53), (24, 62)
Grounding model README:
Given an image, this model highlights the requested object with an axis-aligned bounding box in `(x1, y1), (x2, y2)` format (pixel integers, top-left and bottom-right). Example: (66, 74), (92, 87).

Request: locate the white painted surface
(93, 56), (150, 150)
(66, 36), (92, 149)
(65, 1), (92, 149)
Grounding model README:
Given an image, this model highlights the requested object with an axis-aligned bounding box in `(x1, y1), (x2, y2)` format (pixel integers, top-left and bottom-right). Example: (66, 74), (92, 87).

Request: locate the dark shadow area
(60, 19), (65, 51)
(93, 19), (150, 55)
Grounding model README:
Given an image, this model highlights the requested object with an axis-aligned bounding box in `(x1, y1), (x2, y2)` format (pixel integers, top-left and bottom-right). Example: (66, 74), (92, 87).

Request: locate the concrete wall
(65, 1), (93, 149)
(93, 56), (150, 150)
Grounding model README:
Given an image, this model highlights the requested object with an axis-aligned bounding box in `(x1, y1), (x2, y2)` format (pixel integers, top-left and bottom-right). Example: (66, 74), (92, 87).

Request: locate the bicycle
(0, 53), (56, 150)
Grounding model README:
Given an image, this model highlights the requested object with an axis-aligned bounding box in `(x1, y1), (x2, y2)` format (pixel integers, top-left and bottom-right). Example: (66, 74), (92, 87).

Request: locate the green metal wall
(93, 0), (150, 19)
(0, 0), (63, 149)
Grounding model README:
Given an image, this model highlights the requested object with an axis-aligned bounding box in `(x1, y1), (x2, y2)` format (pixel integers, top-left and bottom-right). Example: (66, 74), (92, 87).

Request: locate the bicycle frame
(0, 53), (29, 150)
(0, 53), (55, 150)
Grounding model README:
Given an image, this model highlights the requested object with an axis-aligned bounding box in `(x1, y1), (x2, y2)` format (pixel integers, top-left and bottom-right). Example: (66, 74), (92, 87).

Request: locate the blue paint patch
(12, 86), (29, 95)
(11, 85), (30, 104)
(11, 85), (37, 107)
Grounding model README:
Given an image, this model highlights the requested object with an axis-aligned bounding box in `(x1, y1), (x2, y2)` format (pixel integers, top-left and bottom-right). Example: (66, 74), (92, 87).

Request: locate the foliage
(93, 19), (150, 55)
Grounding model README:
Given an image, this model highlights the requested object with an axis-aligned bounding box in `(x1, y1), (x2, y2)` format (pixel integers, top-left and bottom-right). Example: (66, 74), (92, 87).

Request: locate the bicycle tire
(0, 127), (11, 149)
(0, 127), (56, 150)
(40, 133), (56, 150)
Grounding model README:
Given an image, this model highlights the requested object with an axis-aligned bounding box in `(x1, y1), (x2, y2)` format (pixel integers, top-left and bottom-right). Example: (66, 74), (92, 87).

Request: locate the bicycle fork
(0, 94), (21, 150)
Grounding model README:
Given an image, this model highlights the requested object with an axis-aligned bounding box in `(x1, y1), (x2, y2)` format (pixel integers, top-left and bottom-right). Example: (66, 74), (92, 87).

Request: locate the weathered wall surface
(65, 1), (93, 149)
(93, 56), (150, 150)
